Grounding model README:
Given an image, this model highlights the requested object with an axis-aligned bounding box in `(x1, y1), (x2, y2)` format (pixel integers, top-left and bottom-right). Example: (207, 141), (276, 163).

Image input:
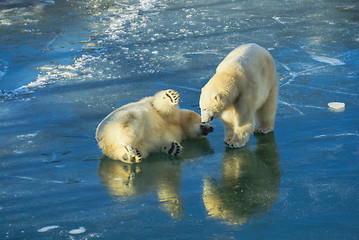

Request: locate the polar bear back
(216, 43), (276, 110)
(217, 44), (275, 80)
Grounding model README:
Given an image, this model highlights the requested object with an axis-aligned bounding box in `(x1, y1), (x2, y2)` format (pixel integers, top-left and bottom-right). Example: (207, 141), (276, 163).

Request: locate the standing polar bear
(96, 89), (213, 163)
(200, 43), (278, 148)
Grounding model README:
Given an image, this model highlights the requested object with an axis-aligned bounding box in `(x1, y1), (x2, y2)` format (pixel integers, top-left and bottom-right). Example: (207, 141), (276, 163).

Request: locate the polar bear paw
(164, 89), (180, 105)
(254, 127), (273, 135)
(162, 141), (183, 156)
(224, 140), (246, 149)
(122, 146), (142, 163)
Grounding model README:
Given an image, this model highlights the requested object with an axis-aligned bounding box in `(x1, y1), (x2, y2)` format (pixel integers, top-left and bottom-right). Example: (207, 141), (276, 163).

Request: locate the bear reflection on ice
(203, 133), (280, 225)
(96, 89), (213, 163)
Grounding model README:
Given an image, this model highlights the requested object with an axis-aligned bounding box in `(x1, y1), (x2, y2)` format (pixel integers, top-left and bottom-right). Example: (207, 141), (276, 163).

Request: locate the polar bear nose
(209, 125), (214, 132)
(200, 124), (214, 136)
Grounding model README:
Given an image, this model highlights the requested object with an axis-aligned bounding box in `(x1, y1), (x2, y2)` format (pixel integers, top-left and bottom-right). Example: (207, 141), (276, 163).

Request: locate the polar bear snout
(201, 110), (215, 123)
(200, 123), (214, 136)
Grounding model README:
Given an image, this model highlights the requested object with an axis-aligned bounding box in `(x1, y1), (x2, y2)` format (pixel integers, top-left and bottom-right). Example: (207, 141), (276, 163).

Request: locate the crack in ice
(278, 100), (304, 115)
(314, 133), (359, 139)
(289, 84), (359, 96)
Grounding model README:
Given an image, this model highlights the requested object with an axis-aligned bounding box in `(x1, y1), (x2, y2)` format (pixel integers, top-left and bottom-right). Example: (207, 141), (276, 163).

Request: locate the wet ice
(1, 0), (358, 239)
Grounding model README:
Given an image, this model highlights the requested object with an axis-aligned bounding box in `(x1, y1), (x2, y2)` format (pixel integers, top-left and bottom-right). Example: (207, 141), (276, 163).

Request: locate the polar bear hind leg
(99, 140), (142, 163)
(99, 112), (145, 163)
(163, 89), (179, 104)
(121, 145), (142, 163)
(255, 86), (277, 134)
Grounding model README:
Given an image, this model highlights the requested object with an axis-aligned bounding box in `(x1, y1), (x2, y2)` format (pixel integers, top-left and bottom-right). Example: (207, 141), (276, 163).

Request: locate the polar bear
(200, 43), (278, 148)
(96, 89), (213, 163)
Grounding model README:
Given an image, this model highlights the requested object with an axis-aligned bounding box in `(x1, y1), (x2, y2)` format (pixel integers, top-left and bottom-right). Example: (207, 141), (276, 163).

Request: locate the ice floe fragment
(37, 225), (60, 232)
(69, 227), (86, 234)
(328, 102), (345, 112)
(310, 55), (345, 65)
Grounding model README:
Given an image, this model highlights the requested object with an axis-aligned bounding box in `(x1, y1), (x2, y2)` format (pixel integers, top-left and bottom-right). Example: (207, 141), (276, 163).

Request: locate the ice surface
(0, 59), (8, 79)
(0, 0), (358, 239)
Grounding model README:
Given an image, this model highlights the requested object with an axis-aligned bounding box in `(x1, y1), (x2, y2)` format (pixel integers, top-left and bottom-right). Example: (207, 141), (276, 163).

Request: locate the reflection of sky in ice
(0, 0), (358, 239)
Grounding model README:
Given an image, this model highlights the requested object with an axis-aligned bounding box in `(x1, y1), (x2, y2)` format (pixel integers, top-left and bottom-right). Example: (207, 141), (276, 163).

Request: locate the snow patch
(141, 0), (157, 10)
(37, 225), (60, 233)
(69, 227), (86, 235)
(272, 16), (285, 25)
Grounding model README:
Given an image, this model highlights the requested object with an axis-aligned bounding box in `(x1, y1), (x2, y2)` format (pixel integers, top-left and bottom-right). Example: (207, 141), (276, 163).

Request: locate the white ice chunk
(311, 55), (345, 65)
(328, 102), (345, 111)
(69, 227), (86, 235)
(37, 225), (60, 232)
(141, 0), (157, 10)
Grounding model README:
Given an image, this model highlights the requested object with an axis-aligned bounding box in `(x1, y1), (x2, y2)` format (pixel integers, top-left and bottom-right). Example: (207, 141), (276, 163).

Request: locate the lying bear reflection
(202, 133), (280, 225)
(98, 138), (213, 219)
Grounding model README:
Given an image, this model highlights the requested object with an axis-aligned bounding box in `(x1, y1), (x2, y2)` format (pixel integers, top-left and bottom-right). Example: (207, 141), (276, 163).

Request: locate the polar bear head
(199, 77), (229, 123)
(199, 71), (240, 123)
(199, 92), (224, 123)
(179, 109), (214, 138)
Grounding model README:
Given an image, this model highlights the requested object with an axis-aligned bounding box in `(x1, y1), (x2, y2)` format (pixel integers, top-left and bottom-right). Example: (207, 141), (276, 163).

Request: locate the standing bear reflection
(202, 133), (281, 225)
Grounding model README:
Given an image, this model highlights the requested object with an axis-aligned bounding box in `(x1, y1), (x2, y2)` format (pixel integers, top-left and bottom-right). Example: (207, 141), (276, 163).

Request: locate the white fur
(199, 43), (278, 148)
(96, 89), (213, 163)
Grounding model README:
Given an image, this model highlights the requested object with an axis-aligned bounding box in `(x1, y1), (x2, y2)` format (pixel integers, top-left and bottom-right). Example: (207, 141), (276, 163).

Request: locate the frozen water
(1, 0), (358, 239)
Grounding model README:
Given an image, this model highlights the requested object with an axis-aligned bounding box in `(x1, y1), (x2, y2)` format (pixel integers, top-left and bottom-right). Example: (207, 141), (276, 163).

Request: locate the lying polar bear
(96, 89), (213, 163)
(200, 43), (278, 148)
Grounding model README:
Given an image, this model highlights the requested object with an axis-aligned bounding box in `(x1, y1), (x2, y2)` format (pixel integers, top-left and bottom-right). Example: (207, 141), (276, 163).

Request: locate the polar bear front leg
(222, 120), (234, 143)
(161, 141), (183, 156)
(153, 89), (180, 116)
(163, 89), (180, 105)
(225, 119), (254, 149)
